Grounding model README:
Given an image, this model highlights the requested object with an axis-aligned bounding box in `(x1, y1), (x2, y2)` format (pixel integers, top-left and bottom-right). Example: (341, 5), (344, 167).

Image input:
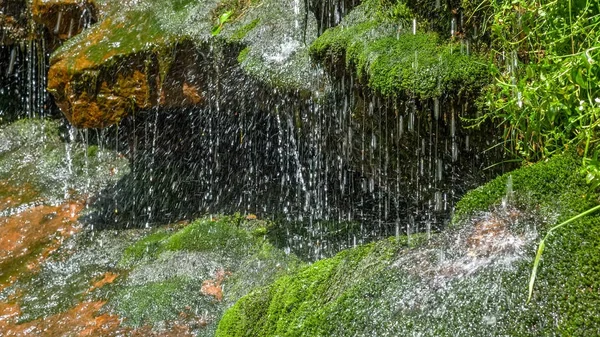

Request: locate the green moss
(237, 46), (250, 63)
(110, 215), (301, 332)
(118, 230), (172, 266)
(171, 0), (196, 11)
(449, 152), (600, 334)
(310, 1), (487, 99)
(453, 152), (593, 224)
(113, 276), (219, 327)
(162, 215), (254, 255)
(228, 18), (260, 42)
(218, 153), (600, 336)
(216, 236), (417, 336)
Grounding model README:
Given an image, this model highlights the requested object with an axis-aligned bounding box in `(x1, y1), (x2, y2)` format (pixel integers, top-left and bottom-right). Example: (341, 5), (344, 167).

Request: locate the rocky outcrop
(45, 0), (321, 128)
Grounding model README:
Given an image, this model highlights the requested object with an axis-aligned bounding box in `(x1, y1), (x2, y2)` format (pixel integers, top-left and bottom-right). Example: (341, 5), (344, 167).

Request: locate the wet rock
(0, 0), (30, 46)
(31, 0), (98, 41)
(46, 0), (322, 128)
(0, 118), (129, 203)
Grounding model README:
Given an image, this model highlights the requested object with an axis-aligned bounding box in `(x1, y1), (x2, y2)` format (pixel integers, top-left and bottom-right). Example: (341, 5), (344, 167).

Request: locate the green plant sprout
(212, 10), (233, 36)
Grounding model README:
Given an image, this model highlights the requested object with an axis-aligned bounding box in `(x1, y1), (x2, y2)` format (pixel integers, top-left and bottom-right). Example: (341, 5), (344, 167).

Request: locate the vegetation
(468, 0), (600, 171)
(309, 0), (488, 99)
(111, 215), (301, 330)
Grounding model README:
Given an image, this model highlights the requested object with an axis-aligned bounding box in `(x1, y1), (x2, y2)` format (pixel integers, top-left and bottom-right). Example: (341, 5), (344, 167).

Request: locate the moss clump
(118, 215), (260, 267)
(118, 230), (172, 266)
(310, 1), (487, 99)
(162, 216), (254, 255)
(216, 235), (420, 336)
(453, 153), (593, 223)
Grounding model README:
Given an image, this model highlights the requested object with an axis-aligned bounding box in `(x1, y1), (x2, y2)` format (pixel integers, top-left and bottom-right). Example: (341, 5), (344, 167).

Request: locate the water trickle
(7, 46), (16, 76)
(54, 11), (63, 35)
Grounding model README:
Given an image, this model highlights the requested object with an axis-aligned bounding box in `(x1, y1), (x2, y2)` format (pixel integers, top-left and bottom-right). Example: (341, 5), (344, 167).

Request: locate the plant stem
(527, 203), (600, 303)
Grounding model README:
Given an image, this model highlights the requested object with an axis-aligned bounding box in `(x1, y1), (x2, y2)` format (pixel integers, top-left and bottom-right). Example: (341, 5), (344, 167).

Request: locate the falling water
(0, 38), (52, 121)
(80, 40), (505, 260)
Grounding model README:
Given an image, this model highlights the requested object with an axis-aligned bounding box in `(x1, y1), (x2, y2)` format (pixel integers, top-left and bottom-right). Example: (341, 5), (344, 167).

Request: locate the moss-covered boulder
(47, 0), (321, 128)
(310, 0), (487, 99)
(216, 153), (600, 336)
(109, 215), (302, 334)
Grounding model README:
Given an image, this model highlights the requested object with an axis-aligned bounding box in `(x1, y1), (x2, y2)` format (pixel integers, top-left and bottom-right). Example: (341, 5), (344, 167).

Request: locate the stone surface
(46, 0), (321, 128)
(217, 153), (600, 337)
(0, 0), (30, 45)
(32, 0), (98, 41)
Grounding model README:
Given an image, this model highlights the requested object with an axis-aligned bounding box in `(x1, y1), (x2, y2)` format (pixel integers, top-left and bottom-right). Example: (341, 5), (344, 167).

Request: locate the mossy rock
(111, 215), (302, 332)
(48, 0), (322, 128)
(310, 0), (488, 99)
(0, 118), (129, 206)
(217, 153), (600, 336)
(453, 153), (594, 223)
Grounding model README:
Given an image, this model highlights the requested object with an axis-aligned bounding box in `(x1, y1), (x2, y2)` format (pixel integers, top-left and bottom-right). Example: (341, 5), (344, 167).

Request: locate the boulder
(46, 0), (321, 128)
(31, 0), (98, 41)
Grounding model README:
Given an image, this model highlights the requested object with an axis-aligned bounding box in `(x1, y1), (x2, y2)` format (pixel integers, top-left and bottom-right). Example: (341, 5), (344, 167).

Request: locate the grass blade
(527, 238), (545, 304)
(526, 203), (600, 304)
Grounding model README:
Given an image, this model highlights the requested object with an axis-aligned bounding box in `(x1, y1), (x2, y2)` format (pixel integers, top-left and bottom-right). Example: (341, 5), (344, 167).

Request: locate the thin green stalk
(527, 203), (600, 303)
(569, 0), (574, 55)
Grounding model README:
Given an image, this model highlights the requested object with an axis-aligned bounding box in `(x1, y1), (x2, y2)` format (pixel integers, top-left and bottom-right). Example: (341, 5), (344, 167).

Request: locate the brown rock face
(32, 0), (98, 41)
(48, 46), (206, 128)
(48, 60), (153, 128)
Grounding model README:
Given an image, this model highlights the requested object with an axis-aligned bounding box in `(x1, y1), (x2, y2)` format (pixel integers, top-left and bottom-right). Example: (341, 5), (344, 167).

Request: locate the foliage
(112, 215), (302, 330)
(211, 0), (257, 36)
(470, 0), (600, 167)
(212, 10), (234, 36)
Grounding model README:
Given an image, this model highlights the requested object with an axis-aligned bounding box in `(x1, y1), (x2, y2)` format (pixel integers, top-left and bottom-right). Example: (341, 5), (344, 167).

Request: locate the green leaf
(219, 10), (234, 25)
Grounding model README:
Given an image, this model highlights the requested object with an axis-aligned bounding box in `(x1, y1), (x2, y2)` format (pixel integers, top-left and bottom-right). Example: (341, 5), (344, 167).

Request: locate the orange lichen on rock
(49, 62), (152, 128)
(200, 269), (231, 302)
(0, 301), (21, 332)
(86, 272), (119, 294)
(2, 301), (121, 337)
(0, 202), (84, 287)
(2, 298), (198, 336)
(182, 82), (203, 105)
